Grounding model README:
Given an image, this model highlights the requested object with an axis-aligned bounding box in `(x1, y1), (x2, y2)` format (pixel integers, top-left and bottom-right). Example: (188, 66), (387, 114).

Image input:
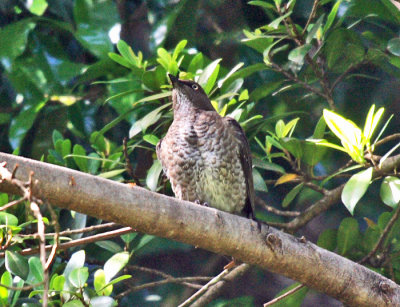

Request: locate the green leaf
(143, 134), (160, 146)
(380, 176), (400, 208)
(282, 183), (304, 208)
(98, 169), (126, 179)
(146, 160), (163, 192)
(312, 116), (326, 139)
(0, 19), (36, 64)
(0, 212), (18, 226)
(198, 59), (222, 94)
(63, 250), (85, 282)
(342, 167), (373, 214)
(387, 38), (400, 56)
(172, 40), (187, 61)
(95, 240), (122, 253)
(28, 257), (44, 283)
(317, 229), (337, 251)
(28, 0), (48, 16)
(108, 52), (132, 69)
(104, 252), (130, 283)
(72, 144), (88, 172)
(288, 44), (312, 65)
(269, 12), (292, 29)
(252, 168), (268, 192)
(218, 62), (244, 88)
(69, 267), (89, 288)
(248, 1), (276, 10)
(363, 104), (384, 146)
(323, 109), (364, 163)
(117, 40), (139, 67)
(306, 14), (324, 43)
(129, 104), (171, 138)
(9, 101), (46, 150)
(337, 217), (360, 256)
(94, 269), (111, 296)
(323, 0), (342, 34)
(188, 53), (204, 74)
(5, 251), (29, 280)
(63, 300), (85, 307)
(50, 275), (65, 292)
(52, 130), (64, 147)
(253, 158), (285, 174)
(0, 271), (12, 304)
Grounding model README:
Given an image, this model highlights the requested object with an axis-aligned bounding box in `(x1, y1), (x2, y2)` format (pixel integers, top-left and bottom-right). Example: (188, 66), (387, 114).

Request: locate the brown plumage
(156, 74), (255, 218)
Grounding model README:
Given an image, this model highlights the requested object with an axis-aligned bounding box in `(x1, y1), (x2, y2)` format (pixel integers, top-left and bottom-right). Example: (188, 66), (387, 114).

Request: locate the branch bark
(0, 152), (399, 307)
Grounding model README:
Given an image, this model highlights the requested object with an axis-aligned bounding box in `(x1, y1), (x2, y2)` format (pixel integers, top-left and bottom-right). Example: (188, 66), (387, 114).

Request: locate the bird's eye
(191, 84), (199, 90)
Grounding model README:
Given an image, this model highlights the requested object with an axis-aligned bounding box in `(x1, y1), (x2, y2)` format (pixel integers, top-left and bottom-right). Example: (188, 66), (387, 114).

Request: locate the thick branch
(0, 152), (399, 307)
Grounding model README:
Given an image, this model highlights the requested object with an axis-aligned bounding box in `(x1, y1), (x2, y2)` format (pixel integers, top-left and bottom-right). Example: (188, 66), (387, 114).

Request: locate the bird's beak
(168, 74), (179, 88)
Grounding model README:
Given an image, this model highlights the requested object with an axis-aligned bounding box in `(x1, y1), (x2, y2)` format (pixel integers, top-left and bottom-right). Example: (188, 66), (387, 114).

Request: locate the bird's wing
(224, 117), (255, 218)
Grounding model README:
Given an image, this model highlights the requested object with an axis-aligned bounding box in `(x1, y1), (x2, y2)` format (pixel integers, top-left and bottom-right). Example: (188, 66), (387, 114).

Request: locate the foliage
(1, 0), (400, 306)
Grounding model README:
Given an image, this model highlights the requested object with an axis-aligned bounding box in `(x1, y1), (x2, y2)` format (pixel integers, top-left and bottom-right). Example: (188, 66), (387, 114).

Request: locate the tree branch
(0, 152), (400, 307)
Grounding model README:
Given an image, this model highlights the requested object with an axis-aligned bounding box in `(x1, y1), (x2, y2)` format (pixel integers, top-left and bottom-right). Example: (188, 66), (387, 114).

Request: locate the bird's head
(168, 74), (215, 112)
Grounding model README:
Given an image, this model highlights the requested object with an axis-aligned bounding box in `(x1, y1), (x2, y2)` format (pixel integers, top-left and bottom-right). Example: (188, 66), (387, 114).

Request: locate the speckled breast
(158, 111), (247, 214)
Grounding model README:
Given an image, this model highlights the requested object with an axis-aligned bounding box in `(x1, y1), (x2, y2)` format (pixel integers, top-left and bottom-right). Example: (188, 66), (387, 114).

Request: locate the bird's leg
(224, 257), (241, 270)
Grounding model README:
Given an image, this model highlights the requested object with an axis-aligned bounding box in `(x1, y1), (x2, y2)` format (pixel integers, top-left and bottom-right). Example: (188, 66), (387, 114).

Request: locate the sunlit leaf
(341, 167), (373, 214)
(104, 252), (130, 283)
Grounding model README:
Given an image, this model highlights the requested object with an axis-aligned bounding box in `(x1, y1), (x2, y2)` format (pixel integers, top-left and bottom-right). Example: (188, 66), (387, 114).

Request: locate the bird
(156, 74), (255, 219)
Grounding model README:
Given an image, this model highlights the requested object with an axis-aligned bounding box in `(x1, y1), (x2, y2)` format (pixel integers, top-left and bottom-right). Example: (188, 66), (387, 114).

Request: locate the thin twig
(123, 137), (141, 186)
(0, 281), (45, 291)
(302, 0), (319, 36)
(19, 222), (118, 239)
(115, 276), (211, 299)
(374, 133), (400, 148)
(0, 197), (27, 211)
(256, 197), (300, 217)
(270, 62), (331, 101)
(128, 265), (209, 289)
(0, 227), (134, 258)
(264, 284), (305, 306)
(359, 204), (400, 264)
(178, 268), (232, 307)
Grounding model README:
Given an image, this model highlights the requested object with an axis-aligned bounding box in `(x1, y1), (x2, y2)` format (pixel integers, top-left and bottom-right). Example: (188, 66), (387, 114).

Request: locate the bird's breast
(159, 114), (247, 214)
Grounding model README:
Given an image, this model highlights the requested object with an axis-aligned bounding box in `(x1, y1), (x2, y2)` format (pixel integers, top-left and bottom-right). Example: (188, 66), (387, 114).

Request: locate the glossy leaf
(95, 240), (122, 253)
(0, 212), (18, 226)
(341, 167), (373, 214)
(28, 257), (44, 283)
(94, 269), (112, 296)
(5, 251), (29, 280)
(146, 160), (163, 192)
(252, 168), (268, 192)
(380, 176), (400, 208)
(69, 267), (89, 288)
(282, 183), (304, 208)
(197, 59), (222, 94)
(0, 19), (36, 64)
(129, 104), (171, 138)
(63, 250), (85, 282)
(388, 38), (400, 56)
(288, 44), (312, 65)
(104, 252), (130, 283)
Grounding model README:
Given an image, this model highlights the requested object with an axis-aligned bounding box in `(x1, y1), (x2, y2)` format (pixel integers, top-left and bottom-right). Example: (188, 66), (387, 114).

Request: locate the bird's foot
(194, 200), (209, 207)
(224, 258), (240, 270)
